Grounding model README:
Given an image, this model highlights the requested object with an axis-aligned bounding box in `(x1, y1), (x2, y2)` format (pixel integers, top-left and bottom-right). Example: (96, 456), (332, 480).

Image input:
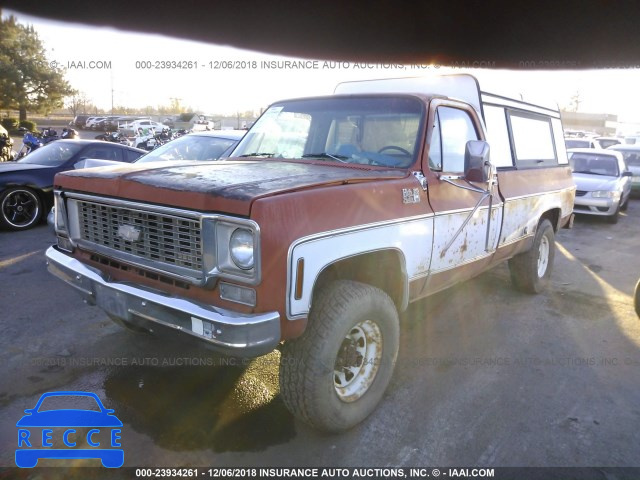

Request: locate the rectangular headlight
(591, 190), (618, 198)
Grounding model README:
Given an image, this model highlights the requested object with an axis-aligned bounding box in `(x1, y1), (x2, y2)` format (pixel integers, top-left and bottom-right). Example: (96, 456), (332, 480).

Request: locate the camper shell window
(507, 110), (558, 168)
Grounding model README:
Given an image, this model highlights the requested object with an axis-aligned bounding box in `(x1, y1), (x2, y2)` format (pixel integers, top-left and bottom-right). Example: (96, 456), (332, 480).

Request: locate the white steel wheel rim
(2, 189), (40, 228)
(537, 235), (550, 278)
(333, 319), (382, 403)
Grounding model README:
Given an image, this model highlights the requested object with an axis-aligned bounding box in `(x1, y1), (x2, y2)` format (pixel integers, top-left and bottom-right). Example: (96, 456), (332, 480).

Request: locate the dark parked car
(93, 116), (123, 132)
(0, 140), (145, 231)
(70, 114), (91, 129)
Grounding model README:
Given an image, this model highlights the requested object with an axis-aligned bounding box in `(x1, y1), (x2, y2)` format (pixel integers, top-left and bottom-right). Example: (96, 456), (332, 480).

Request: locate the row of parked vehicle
(70, 114), (171, 133)
(0, 126), (81, 161)
(564, 134), (640, 223)
(565, 136), (622, 149)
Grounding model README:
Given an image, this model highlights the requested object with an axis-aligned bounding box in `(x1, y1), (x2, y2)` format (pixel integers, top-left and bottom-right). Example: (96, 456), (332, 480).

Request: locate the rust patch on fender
(460, 234), (468, 254)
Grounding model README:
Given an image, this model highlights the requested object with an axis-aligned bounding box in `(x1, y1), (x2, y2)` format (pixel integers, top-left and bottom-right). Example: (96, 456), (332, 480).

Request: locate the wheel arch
(539, 207), (560, 232)
(310, 248), (409, 314)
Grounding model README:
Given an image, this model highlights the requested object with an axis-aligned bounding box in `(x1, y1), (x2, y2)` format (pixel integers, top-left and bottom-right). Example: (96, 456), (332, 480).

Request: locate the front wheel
(0, 187), (43, 230)
(279, 280), (399, 432)
(620, 196), (629, 211)
(508, 219), (555, 294)
(606, 204), (620, 224)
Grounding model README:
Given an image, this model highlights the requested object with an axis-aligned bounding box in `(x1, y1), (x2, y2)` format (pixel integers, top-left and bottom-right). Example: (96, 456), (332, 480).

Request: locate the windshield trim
(17, 141), (84, 167)
(230, 94), (426, 170)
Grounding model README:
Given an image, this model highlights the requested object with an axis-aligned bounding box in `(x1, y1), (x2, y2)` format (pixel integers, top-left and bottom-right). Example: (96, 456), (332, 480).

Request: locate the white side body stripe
(287, 216), (434, 319)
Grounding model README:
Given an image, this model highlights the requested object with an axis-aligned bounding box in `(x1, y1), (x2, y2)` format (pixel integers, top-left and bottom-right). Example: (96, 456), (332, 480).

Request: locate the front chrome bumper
(45, 246), (280, 358)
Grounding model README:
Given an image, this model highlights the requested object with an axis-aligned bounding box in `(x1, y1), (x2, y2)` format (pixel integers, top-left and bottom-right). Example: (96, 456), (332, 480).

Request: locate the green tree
(0, 16), (74, 122)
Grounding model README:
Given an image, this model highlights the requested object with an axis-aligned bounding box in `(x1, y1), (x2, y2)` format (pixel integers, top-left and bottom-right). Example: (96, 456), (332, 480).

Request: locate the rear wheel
(0, 187), (43, 230)
(279, 280), (399, 432)
(509, 219), (555, 294)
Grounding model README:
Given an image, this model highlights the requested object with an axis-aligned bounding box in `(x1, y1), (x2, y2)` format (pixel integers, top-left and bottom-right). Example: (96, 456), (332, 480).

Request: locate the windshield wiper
(302, 153), (349, 163)
(573, 170), (611, 176)
(237, 152), (276, 157)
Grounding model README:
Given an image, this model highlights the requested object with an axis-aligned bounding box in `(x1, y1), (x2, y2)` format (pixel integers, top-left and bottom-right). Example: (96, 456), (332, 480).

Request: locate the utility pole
(111, 70), (114, 115)
(570, 91), (581, 113)
(169, 97), (183, 115)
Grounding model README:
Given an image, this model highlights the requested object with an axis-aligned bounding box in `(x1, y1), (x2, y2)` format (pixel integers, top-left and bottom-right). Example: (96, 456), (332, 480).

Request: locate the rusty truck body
(46, 74), (575, 431)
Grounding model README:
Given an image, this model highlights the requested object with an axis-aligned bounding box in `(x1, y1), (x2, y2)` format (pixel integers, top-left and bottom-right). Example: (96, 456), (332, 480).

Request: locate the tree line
(0, 16), (260, 123)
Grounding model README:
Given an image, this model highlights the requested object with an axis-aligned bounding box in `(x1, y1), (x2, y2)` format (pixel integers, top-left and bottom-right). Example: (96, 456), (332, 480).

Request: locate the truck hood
(55, 159), (406, 215)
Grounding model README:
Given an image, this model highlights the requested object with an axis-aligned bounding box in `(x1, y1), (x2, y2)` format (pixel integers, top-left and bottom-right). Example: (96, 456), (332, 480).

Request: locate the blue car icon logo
(15, 391), (123, 468)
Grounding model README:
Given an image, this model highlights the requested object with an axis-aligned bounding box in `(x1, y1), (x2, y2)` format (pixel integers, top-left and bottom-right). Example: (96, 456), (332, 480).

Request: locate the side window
(483, 105), (513, 167)
(438, 107), (479, 173)
(428, 111), (442, 170)
(82, 146), (123, 162)
(507, 111), (557, 167)
(125, 149), (143, 162)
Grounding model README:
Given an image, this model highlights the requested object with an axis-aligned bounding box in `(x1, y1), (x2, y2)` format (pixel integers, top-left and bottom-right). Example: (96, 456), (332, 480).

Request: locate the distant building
(219, 115), (257, 130)
(560, 111), (617, 136)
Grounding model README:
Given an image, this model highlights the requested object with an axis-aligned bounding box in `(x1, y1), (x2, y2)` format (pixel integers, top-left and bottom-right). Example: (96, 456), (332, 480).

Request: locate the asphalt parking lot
(0, 198), (639, 472)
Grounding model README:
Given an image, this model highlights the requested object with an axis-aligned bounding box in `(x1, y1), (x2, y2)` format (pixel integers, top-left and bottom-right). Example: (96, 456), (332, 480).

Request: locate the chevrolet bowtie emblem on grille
(117, 224), (142, 242)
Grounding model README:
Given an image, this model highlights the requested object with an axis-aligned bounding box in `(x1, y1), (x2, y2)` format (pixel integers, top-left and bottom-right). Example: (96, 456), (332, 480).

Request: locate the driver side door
(421, 100), (503, 295)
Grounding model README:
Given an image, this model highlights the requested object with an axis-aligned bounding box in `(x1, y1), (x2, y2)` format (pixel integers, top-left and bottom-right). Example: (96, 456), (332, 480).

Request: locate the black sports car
(0, 140), (146, 230)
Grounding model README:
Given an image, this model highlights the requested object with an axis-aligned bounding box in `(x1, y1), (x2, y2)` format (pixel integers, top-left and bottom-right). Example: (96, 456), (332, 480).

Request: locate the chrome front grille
(76, 200), (203, 272)
(575, 190), (587, 197)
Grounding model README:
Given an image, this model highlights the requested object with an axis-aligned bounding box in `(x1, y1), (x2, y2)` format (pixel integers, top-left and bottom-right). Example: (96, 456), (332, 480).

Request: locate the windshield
(569, 153), (619, 176)
(18, 142), (83, 166)
(136, 135), (238, 163)
(565, 139), (590, 149)
(610, 149), (640, 167)
(597, 138), (619, 149)
(231, 96), (424, 168)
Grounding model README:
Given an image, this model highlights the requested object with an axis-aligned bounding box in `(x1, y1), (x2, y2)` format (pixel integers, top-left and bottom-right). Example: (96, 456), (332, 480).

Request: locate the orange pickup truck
(46, 74), (575, 432)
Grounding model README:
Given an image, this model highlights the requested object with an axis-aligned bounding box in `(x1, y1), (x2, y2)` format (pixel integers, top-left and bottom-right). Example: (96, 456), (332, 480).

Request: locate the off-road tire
(279, 280), (399, 432)
(509, 219), (555, 294)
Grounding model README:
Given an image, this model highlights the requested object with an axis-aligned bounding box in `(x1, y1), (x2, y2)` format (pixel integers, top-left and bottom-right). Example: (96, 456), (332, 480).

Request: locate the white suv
(85, 117), (106, 130)
(119, 119), (166, 136)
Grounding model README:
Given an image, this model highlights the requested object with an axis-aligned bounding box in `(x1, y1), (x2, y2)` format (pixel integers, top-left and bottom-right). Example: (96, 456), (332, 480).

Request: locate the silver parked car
(568, 148), (632, 224)
(606, 144), (640, 194)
